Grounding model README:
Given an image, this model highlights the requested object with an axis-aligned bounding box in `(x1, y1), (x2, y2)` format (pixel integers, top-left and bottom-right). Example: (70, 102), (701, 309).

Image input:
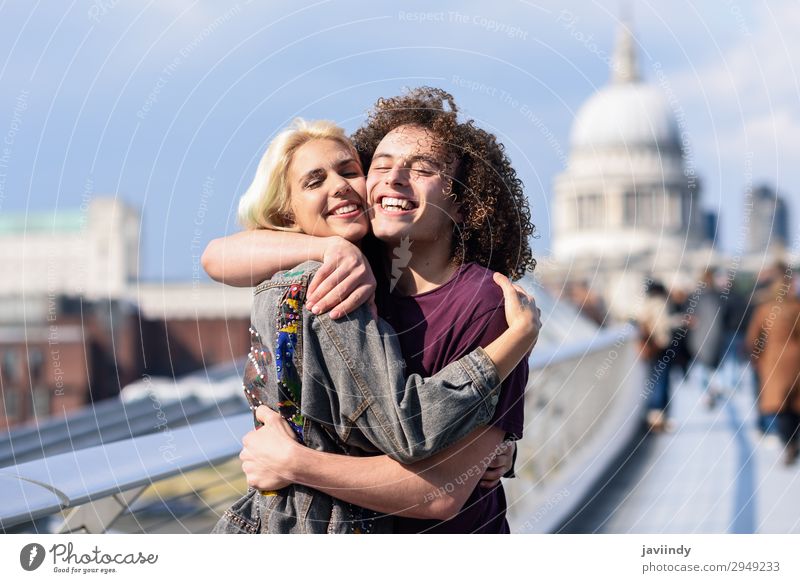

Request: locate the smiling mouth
(379, 196), (418, 212)
(329, 203), (361, 216)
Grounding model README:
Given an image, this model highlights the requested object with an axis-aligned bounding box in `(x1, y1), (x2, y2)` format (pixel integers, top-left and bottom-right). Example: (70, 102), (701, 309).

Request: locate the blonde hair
(237, 118), (359, 230)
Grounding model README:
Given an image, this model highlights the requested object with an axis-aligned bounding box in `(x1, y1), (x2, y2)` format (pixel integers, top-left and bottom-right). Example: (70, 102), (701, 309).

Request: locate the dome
(551, 18), (706, 275)
(569, 20), (681, 152)
(570, 82), (681, 151)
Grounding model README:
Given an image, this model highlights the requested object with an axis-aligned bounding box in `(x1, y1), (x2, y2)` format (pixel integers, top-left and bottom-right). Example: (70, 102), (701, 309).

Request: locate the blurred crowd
(633, 262), (800, 466)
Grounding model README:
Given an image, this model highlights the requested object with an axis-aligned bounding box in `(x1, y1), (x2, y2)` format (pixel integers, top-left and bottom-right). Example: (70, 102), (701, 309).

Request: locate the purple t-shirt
(375, 262), (528, 534)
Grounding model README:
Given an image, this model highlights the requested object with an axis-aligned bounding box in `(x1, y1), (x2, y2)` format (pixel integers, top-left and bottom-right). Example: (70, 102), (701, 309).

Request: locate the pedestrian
(688, 269), (724, 409)
(745, 276), (800, 465)
(638, 280), (677, 432)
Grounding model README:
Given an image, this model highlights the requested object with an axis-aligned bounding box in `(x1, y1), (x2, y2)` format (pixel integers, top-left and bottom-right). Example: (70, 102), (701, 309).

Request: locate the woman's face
(286, 138), (369, 242)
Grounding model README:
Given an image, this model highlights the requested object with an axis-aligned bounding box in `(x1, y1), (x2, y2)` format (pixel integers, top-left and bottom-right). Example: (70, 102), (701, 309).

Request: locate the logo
(20, 543), (46, 571)
(390, 236), (413, 292)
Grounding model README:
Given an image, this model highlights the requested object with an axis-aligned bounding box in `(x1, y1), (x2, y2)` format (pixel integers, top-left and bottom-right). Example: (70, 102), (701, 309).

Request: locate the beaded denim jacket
(212, 261), (501, 534)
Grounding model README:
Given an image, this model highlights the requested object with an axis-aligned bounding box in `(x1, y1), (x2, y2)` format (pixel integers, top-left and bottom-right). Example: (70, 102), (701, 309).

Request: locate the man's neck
(383, 238), (459, 296)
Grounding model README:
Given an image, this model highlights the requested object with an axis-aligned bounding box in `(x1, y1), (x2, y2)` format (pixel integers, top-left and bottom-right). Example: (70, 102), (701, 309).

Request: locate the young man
(205, 88), (538, 532)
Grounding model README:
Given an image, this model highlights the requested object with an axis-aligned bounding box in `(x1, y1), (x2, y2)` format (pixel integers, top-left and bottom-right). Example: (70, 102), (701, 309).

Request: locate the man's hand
(306, 237), (376, 319)
(478, 440), (516, 489)
(238, 406), (300, 491)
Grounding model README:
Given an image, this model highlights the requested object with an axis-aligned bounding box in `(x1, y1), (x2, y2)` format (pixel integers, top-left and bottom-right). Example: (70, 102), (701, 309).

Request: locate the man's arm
(242, 407), (506, 520)
(295, 427), (507, 520)
(481, 440), (515, 488)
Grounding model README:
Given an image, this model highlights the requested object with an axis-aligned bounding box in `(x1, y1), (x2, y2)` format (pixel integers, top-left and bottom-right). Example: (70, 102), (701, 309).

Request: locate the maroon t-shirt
(375, 262), (528, 533)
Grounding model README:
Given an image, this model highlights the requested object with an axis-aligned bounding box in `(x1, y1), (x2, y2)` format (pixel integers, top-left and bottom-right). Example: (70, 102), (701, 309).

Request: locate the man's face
(366, 125), (462, 247)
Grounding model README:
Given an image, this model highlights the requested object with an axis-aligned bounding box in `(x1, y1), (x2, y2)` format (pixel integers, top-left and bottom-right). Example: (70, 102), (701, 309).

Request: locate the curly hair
(351, 87), (536, 280)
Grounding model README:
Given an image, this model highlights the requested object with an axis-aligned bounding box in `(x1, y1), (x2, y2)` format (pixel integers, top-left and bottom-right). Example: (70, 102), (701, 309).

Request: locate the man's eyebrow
(370, 153), (393, 163)
(406, 154), (442, 168)
(370, 153), (442, 168)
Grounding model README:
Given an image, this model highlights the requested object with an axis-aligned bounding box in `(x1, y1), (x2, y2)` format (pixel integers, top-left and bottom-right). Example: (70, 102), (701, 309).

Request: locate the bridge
(1, 294), (798, 534)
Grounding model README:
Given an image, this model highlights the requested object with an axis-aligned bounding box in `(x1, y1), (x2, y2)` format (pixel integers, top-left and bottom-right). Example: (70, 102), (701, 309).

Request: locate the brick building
(0, 198), (251, 430)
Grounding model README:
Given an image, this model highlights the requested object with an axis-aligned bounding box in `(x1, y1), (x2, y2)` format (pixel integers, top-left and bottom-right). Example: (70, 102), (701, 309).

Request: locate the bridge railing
(0, 326), (643, 533)
(0, 412), (251, 533)
(505, 324), (645, 533)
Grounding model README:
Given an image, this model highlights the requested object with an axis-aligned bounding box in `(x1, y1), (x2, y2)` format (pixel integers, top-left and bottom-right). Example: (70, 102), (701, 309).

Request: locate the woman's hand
(492, 272), (541, 345)
(480, 274), (542, 380)
(239, 406), (301, 491)
(478, 440), (516, 489)
(306, 236), (377, 319)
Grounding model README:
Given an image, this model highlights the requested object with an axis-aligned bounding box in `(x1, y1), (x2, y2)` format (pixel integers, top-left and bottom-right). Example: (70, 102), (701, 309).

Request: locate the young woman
(210, 119), (539, 533)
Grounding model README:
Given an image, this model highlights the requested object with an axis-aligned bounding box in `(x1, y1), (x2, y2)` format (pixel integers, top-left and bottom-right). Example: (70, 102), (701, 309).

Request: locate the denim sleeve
(299, 303), (502, 465)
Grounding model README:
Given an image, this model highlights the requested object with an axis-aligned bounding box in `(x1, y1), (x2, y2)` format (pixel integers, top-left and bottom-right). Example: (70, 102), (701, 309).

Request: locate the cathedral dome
(571, 82), (681, 151)
(570, 20), (681, 152)
(552, 19), (704, 268)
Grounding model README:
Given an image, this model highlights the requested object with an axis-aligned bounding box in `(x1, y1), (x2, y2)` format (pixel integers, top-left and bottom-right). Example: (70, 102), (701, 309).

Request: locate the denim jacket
(212, 261), (501, 534)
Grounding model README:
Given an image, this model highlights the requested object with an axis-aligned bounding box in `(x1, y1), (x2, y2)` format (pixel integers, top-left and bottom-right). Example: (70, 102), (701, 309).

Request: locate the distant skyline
(0, 0), (797, 280)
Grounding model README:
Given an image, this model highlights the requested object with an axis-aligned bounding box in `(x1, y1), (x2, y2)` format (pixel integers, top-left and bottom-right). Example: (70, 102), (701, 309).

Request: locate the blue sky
(0, 0), (797, 280)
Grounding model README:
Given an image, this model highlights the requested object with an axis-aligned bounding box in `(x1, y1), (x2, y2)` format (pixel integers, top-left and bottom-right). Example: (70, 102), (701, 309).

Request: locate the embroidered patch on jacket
(275, 283), (305, 441)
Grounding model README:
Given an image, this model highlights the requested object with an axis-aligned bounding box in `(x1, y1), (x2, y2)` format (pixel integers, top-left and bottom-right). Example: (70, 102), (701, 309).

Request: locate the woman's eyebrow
(300, 168), (326, 182)
(334, 157), (359, 168)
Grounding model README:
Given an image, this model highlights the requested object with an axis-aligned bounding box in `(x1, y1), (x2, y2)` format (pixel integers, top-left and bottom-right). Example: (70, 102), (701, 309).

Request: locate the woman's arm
(203, 231), (376, 318)
(239, 275), (535, 519)
(202, 230), (336, 286)
(298, 271), (538, 463)
(242, 407), (507, 520)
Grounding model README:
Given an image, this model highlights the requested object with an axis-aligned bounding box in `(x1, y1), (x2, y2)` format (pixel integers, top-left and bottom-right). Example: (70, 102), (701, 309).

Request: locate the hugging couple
(205, 87), (540, 534)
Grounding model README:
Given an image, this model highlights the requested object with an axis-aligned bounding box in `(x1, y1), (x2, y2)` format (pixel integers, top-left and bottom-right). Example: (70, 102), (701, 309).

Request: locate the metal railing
(0, 326), (643, 533)
(505, 324), (645, 533)
(0, 413), (251, 532)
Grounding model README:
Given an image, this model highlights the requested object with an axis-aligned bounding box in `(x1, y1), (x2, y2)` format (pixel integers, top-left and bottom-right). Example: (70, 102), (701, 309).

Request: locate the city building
(746, 184), (789, 254)
(0, 198), (251, 430)
(544, 20), (793, 319)
(0, 198), (140, 300)
(552, 21), (705, 265)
